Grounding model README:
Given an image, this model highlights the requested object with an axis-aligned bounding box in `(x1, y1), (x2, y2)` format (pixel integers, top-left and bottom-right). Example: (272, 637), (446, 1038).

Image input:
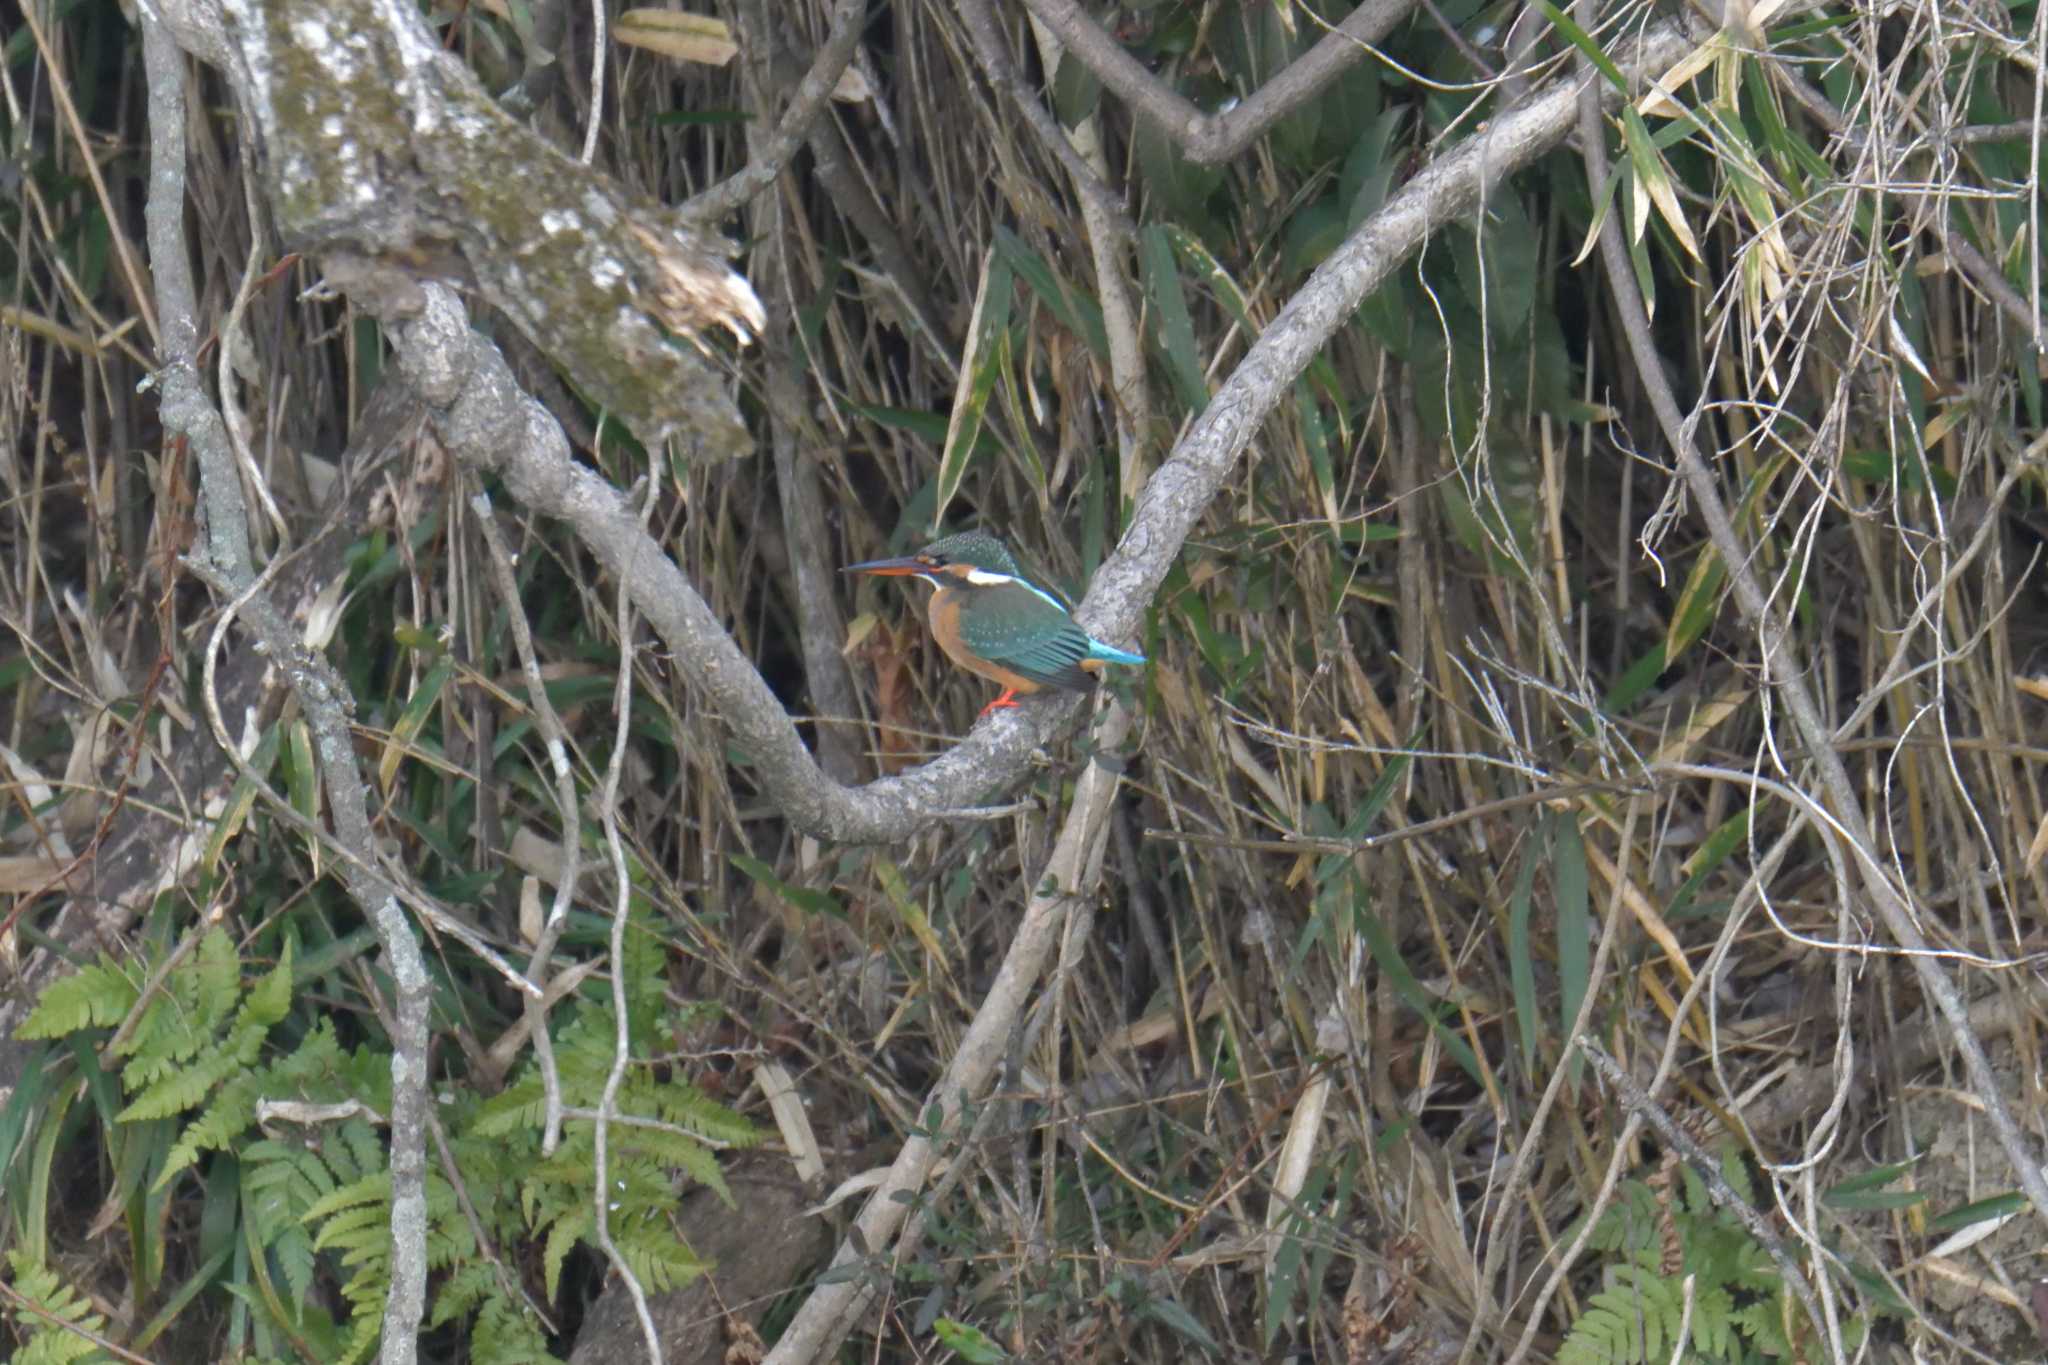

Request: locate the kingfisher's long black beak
(843, 556), (930, 577)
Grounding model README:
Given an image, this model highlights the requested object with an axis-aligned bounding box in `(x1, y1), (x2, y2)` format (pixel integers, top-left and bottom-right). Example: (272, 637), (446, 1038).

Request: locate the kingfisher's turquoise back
(956, 581), (1144, 692)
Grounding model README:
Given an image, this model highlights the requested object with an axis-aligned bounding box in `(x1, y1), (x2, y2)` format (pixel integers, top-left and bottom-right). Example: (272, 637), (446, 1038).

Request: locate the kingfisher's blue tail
(1084, 639), (1146, 666)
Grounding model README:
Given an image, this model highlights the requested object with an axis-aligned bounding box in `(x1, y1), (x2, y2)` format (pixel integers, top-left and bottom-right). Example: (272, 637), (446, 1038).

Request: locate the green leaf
(1552, 814), (1590, 1069)
(1141, 224), (1207, 412)
(1296, 380), (1337, 527)
(1137, 1293), (1221, 1354)
(204, 726), (283, 876)
(993, 227), (1107, 359)
(1049, 50), (1100, 129)
(932, 1319), (1008, 1363)
(1665, 806), (1750, 922)
(1621, 107), (1701, 262)
(1927, 1191), (2025, 1233)
(1601, 641), (1666, 716)
(1822, 1160), (1927, 1212)
(379, 655), (456, 793)
(1535, 1), (1627, 93)
(1131, 115), (1225, 236)
(1282, 193), (1347, 275)
(1507, 831), (1542, 1073)
(285, 719), (321, 874)
(1358, 913), (1485, 1086)
(1664, 543), (1728, 665)
(729, 854), (844, 920)
(934, 249), (1013, 529)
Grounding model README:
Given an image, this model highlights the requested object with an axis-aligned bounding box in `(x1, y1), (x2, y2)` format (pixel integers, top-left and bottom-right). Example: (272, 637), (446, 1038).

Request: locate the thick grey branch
(169, 0), (763, 452)
(1076, 20), (1695, 642)
(381, 282), (1060, 841)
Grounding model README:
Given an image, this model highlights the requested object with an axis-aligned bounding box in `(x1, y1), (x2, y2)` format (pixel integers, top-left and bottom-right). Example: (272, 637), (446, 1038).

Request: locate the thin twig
(681, 0), (867, 225)
(580, 0), (604, 163)
(470, 479), (581, 1153)
(592, 477), (663, 1365)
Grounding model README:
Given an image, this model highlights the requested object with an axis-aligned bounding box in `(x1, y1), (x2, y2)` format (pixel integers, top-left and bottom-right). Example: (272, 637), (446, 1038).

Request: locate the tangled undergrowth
(5, 0), (2048, 1361)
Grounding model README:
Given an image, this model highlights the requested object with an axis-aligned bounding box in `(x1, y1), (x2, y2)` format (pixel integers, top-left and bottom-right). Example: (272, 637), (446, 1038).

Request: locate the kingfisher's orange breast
(929, 587), (1045, 695)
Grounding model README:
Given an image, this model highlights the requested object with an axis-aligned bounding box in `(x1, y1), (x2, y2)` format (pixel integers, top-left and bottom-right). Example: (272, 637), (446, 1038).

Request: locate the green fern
(158, 1017), (356, 1188)
(460, 994), (756, 1311)
(113, 929), (244, 1093)
(1559, 1147), (1864, 1365)
(1556, 1261), (1688, 1365)
(13, 956), (141, 1039)
(10, 885), (737, 1365)
(244, 1118), (390, 1329)
(2, 1251), (114, 1365)
(475, 1019), (758, 1151)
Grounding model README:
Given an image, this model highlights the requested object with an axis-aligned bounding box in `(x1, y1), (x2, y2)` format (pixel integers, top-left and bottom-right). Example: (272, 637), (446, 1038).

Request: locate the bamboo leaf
(1623, 107), (1702, 262)
(934, 249), (1013, 529)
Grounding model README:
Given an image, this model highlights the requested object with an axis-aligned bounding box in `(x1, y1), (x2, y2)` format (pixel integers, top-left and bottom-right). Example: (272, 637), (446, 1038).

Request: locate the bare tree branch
(681, 0), (868, 226)
(140, 18), (433, 1363)
(1077, 20), (1696, 644)
(1018, 0), (1418, 166)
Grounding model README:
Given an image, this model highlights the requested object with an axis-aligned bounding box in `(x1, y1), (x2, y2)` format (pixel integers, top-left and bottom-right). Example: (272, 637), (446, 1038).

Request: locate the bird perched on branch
(845, 531), (1146, 715)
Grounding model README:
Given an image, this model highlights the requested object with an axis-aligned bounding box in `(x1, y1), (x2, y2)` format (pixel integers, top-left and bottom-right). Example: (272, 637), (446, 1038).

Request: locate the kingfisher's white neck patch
(961, 568), (1016, 587)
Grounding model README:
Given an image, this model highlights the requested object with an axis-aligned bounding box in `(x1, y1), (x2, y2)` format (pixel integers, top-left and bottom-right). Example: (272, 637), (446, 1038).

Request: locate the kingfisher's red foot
(979, 690), (1023, 716)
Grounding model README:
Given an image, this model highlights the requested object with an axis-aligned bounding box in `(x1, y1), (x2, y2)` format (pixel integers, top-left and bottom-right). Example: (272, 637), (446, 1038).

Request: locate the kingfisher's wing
(957, 583), (1100, 691)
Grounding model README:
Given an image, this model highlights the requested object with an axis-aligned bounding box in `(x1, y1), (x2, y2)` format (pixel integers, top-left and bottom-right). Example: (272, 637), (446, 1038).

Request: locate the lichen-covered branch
(176, 0), (764, 453)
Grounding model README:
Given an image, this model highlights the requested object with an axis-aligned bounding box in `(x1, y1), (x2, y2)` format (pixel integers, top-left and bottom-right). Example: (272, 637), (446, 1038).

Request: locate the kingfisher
(845, 531), (1146, 714)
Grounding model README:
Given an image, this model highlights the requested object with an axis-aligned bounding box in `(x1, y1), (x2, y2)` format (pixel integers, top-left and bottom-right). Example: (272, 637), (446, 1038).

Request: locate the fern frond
(473, 1294), (563, 1365)
(648, 1078), (761, 1149)
(303, 1171), (393, 1234)
(1559, 1264), (1680, 1365)
(4, 1252), (113, 1365)
(541, 1203), (590, 1303)
(195, 928), (240, 1015)
(611, 1219), (710, 1295)
(15, 957), (139, 1039)
(431, 1263), (496, 1327)
(243, 942), (295, 1025)
(311, 1201), (395, 1259)
(120, 1041), (237, 1120)
(156, 1071), (262, 1187)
